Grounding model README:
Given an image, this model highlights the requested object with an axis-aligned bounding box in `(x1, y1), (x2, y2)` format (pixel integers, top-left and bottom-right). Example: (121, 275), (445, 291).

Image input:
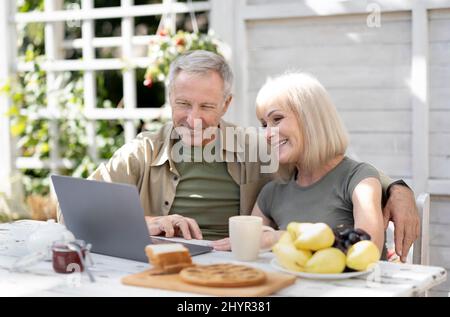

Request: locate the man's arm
(145, 214), (203, 240)
(88, 140), (144, 184)
(379, 171), (420, 262)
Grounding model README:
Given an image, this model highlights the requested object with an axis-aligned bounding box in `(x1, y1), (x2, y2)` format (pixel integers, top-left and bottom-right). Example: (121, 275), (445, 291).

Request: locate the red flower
(175, 38), (185, 46)
(157, 29), (168, 37)
(143, 77), (153, 88)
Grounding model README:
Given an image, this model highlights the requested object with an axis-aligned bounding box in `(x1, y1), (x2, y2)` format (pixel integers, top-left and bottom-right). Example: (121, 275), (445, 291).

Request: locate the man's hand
(145, 214), (203, 240)
(383, 185), (420, 262)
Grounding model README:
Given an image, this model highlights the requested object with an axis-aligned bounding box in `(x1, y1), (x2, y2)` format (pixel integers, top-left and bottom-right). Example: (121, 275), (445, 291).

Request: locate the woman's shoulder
(341, 157), (381, 197)
(257, 179), (292, 214)
(259, 178), (292, 196)
(342, 157), (379, 176)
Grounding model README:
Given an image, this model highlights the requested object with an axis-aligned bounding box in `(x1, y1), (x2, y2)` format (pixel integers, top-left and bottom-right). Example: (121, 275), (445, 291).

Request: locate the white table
(0, 220), (446, 297)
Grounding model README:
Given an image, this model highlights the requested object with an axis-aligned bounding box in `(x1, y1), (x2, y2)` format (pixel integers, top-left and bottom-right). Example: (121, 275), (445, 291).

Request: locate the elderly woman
(212, 72), (385, 254)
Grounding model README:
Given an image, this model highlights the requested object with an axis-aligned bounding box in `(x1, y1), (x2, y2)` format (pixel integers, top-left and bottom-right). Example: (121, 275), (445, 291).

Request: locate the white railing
(82, 0), (97, 162)
(61, 35), (158, 49)
(16, 57), (154, 72)
(14, 1), (210, 23)
(0, 0), (211, 189)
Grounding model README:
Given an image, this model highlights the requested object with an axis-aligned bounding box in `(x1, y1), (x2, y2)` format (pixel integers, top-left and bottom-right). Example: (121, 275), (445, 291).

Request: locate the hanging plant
(143, 29), (221, 88)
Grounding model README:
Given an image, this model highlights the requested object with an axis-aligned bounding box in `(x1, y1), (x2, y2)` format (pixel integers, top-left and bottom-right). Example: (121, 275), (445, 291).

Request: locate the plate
(270, 258), (374, 280)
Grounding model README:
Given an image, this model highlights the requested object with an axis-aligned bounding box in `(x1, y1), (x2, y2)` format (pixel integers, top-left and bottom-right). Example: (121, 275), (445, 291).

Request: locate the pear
(287, 222), (314, 240)
(277, 231), (294, 245)
(272, 243), (312, 272)
(304, 247), (346, 274)
(294, 223), (335, 251)
(346, 240), (380, 271)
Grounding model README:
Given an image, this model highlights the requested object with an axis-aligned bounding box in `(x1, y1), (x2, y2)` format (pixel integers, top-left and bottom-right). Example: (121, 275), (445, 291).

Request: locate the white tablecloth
(0, 220), (446, 297)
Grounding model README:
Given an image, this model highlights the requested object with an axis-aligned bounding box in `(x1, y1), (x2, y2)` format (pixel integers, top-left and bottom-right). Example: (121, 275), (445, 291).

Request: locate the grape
(348, 232), (361, 244)
(344, 240), (353, 249)
(333, 240), (347, 253)
(354, 228), (369, 236)
(333, 225), (370, 253)
(354, 228), (371, 241)
(334, 224), (353, 238)
(339, 228), (353, 239)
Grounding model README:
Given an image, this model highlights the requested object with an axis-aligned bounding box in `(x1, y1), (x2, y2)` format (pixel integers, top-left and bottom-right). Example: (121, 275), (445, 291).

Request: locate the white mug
(229, 216), (263, 261)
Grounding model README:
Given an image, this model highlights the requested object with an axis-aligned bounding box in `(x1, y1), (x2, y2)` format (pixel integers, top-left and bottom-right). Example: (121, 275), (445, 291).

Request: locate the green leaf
(6, 105), (20, 117)
(11, 120), (26, 136)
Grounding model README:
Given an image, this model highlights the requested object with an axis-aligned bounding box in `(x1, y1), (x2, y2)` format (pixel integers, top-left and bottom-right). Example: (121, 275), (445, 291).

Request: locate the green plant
(0, 1), (136, 200)
(143, 30), (220, 88)
(2, 51), (126, 197)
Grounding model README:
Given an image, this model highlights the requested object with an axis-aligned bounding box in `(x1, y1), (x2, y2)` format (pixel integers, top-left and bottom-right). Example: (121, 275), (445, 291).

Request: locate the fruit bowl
(270, 258), (376, 280)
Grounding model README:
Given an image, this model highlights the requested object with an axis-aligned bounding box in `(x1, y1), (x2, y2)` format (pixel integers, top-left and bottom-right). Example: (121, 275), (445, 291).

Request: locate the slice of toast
(145, 243), (194, 274)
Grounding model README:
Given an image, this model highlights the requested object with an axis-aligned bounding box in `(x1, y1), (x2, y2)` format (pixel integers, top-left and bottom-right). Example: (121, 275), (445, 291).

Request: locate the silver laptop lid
(51, 175), (212, 262)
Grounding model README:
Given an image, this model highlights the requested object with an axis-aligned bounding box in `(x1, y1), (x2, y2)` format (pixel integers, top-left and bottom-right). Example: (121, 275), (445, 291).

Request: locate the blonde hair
(256, 72), (348, 173)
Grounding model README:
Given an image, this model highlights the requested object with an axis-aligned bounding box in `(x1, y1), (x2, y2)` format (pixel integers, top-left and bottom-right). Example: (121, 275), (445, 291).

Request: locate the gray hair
(167, 50), (233, 98)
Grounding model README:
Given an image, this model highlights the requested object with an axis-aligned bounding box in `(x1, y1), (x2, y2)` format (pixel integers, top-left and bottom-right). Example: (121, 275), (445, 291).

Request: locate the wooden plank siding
(428, 12), (450, 291)
(430, 9), (450, 187)
(246, 11), (413, 181)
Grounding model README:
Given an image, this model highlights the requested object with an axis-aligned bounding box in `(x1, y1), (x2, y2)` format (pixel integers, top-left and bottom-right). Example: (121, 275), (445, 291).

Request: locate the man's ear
(222, 94), (233, 114)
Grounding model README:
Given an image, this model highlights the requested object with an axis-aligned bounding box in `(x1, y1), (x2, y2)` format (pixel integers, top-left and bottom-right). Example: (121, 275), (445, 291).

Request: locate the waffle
(179, 263), (266, 287)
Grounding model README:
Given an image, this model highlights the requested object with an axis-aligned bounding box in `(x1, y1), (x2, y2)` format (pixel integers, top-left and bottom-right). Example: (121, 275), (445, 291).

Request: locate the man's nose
(186, 108), (202, 129)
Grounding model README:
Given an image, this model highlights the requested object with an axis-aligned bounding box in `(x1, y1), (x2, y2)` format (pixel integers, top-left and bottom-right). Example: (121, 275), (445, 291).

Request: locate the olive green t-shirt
(257, 157), (381, 231)
(170, 142), (240, 240)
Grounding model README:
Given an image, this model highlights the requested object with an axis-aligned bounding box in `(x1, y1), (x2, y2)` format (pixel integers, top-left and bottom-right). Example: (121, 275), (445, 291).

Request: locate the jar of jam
(52, 240), (89, 274)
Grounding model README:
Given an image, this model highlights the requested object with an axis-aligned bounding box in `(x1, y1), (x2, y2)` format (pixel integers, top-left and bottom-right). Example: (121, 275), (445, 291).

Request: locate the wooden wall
(246, 11), (413, 179)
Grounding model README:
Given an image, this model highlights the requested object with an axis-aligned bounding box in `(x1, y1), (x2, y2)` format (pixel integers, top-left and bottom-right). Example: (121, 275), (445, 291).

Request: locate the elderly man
(85, 50), (419, 262)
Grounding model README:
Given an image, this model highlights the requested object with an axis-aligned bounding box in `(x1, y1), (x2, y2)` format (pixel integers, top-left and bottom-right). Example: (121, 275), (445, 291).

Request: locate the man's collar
(150, 123), (175, 167)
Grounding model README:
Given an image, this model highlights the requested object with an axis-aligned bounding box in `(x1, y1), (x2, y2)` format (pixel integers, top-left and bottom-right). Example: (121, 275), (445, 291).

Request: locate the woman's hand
(210, 237), (231, 251)
(210, 230), (281, 251)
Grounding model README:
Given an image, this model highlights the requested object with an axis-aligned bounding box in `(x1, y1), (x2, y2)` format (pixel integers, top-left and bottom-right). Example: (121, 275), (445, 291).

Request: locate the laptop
(51, 175), (213, 262)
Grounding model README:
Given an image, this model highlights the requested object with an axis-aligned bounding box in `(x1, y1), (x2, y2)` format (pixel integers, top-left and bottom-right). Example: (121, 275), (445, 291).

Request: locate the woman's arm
(252, 204), (285, 248)
(252, 203), (276, 227)
(352, 177), (385, 252)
